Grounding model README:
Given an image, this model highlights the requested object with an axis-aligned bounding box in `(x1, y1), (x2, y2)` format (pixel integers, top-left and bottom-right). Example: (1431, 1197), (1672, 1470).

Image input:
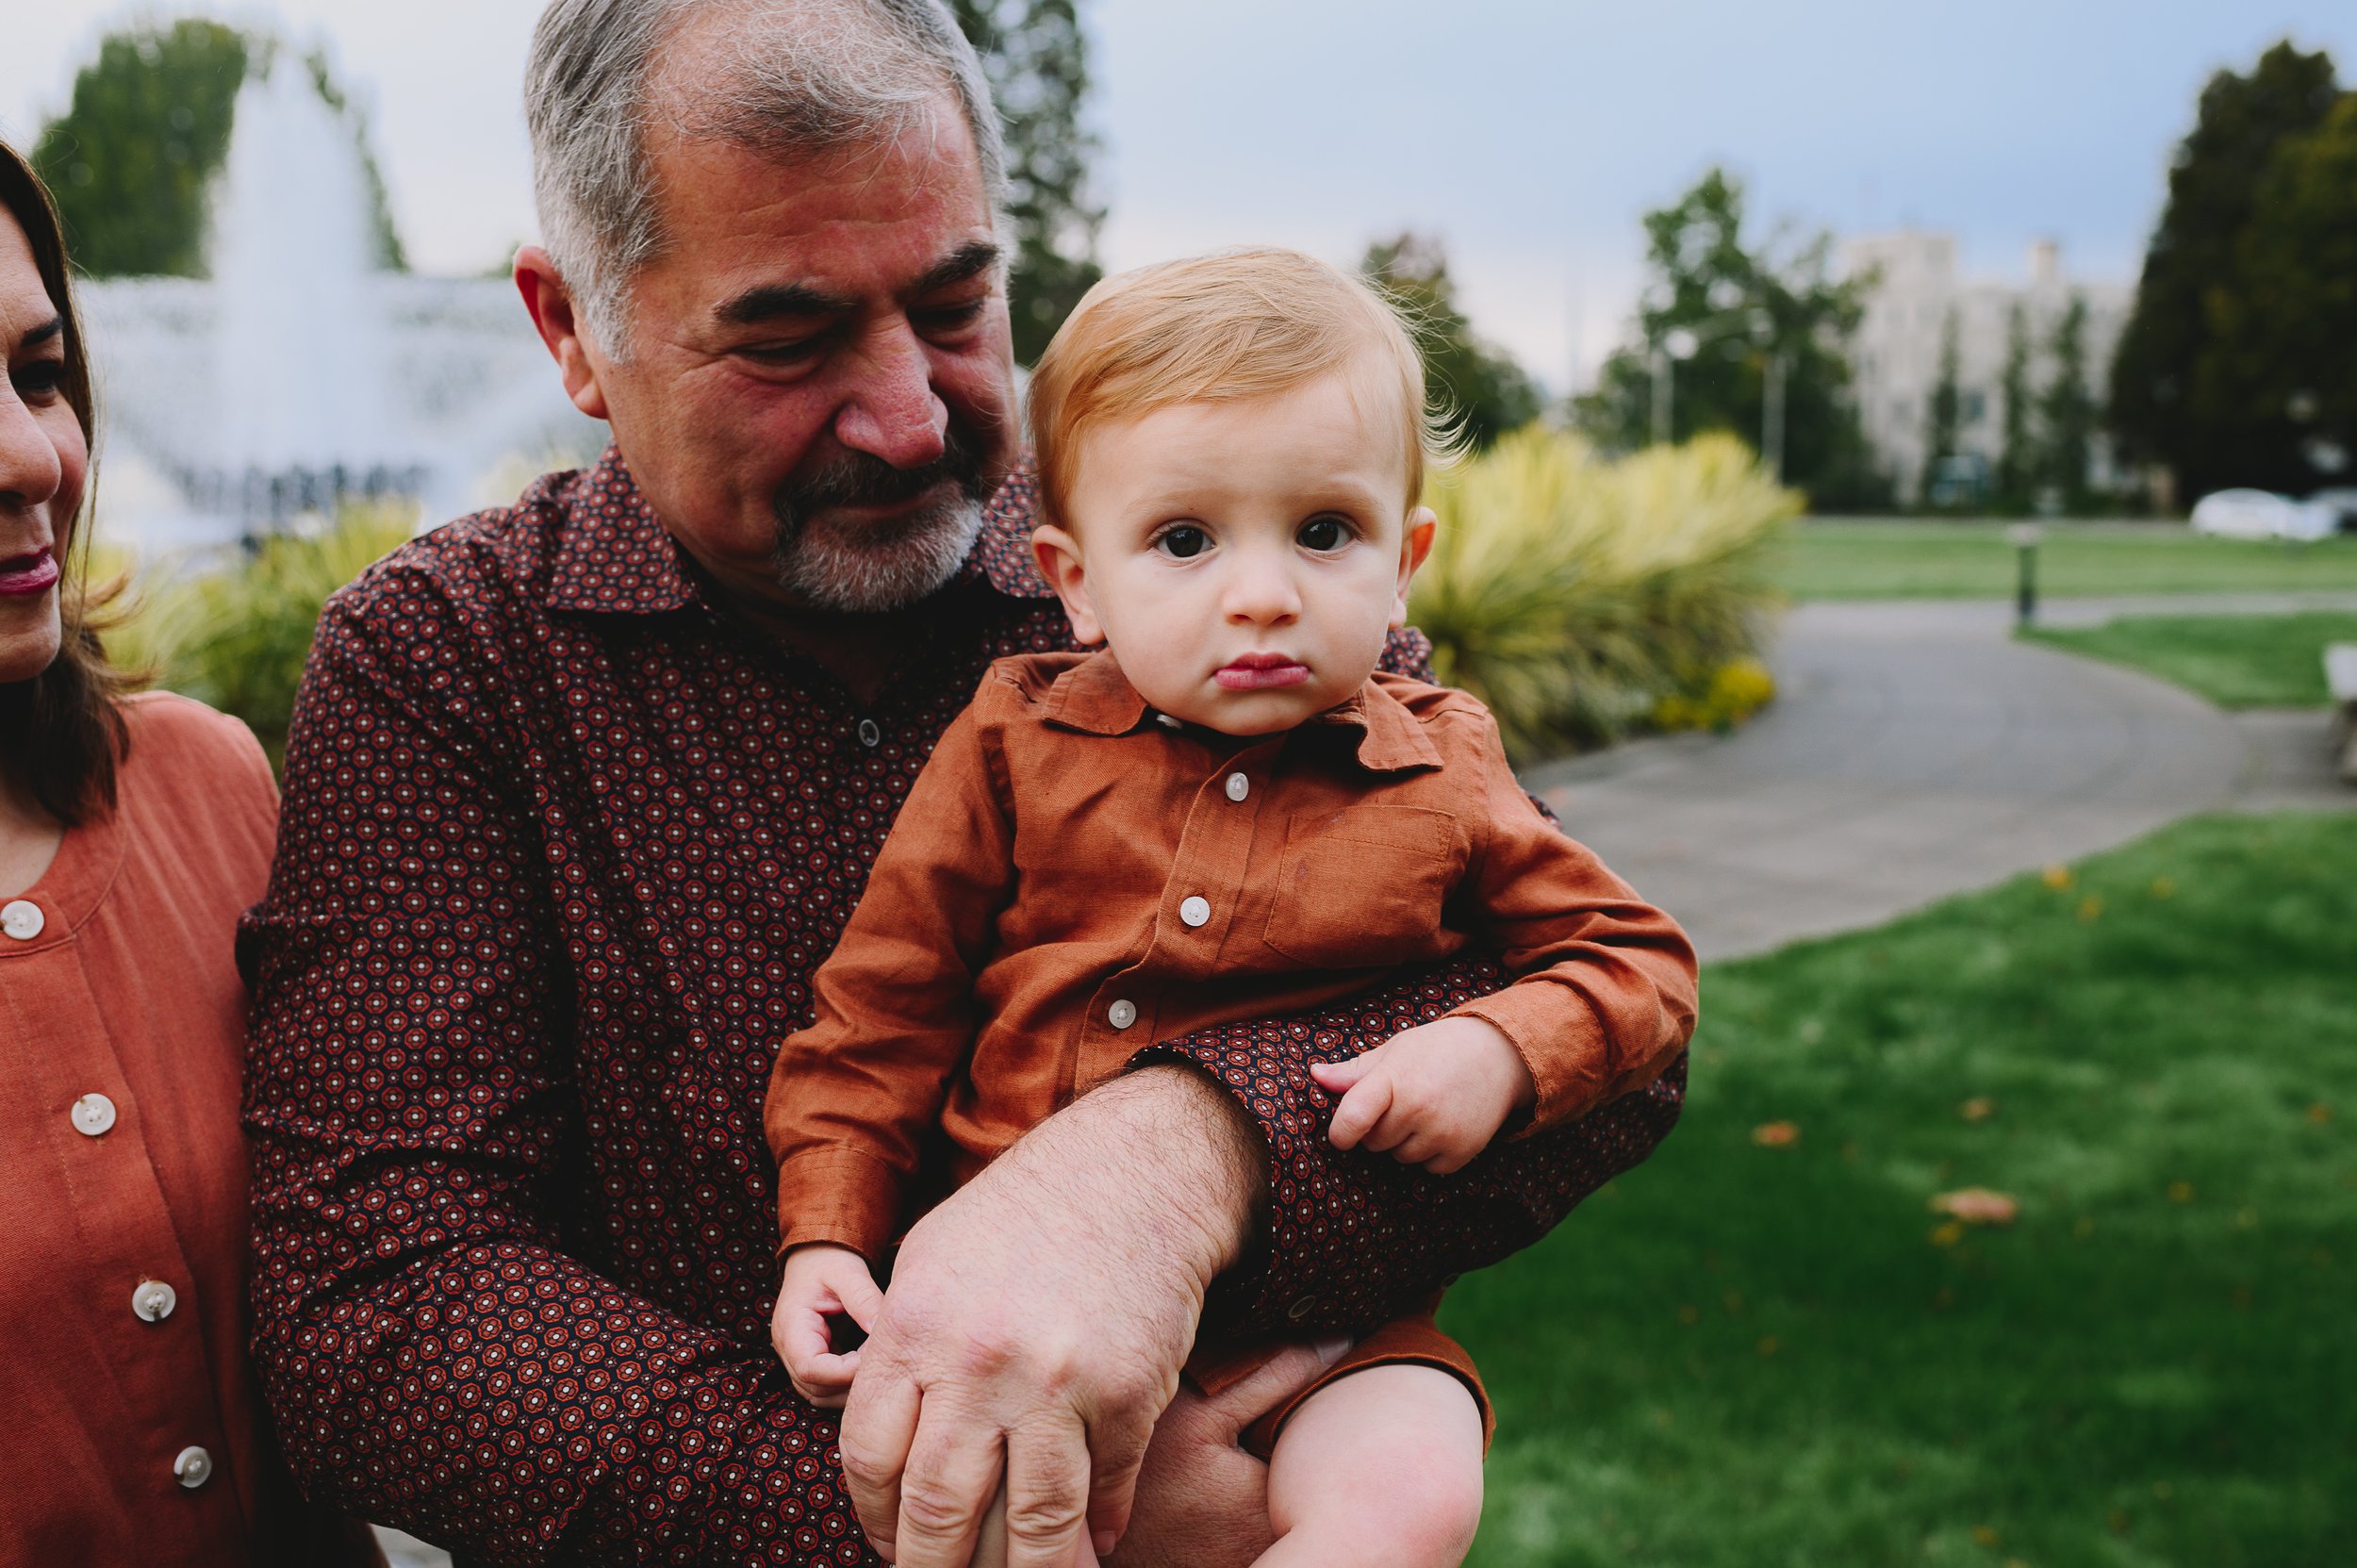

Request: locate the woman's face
(0, 207), (85, 686)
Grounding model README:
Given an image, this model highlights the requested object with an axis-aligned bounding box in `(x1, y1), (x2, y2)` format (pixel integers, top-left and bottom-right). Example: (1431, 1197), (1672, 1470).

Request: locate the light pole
(1649, 308), (1778, 456)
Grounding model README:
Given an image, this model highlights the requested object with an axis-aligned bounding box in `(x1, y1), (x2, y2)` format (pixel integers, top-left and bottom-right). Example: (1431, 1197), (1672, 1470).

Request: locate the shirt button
(855, 718), (882, 749)
(1179, 896), (1211, 928)
(1285, 1294), (1319, 1322)
(133, 1279), (179, 1323)
(173, 1445), (213, 1490)
(1108, 999), (1137, 1030)
(1155, 713), (1182, 731)
(71, 1094), (118, 1137)
(1225, 772), (1249, 802)
(1, 899), (42, 940)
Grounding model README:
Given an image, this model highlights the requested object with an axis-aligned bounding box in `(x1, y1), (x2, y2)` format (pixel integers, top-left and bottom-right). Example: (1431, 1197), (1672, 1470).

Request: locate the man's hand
(772, 1245), (886, 1409)
(837, 1065), (1262, 1567)
(1310, 1015), (1535, 1175)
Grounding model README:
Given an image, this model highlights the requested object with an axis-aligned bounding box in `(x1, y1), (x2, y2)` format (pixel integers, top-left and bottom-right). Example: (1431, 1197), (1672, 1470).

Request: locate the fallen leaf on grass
(1752, 1120), (1800, 1147)
(1928, 1220), (1966, 1247)
(2077, 894), (2104, 922)
(1931, 1188), (2019, 1225)
(2168, 1180), (2195, 1204)
(2041, 865), (2074, 890)
(2149, 876), (2176, 900)
(1959, 1096), (1995, 1122)
(2311, 1102), (2333, 1125)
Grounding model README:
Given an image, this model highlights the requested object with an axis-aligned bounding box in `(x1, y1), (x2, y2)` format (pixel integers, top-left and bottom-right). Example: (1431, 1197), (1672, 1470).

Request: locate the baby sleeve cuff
(773, 1145), (906, 1261)
(1445, 991), (1609, 1131)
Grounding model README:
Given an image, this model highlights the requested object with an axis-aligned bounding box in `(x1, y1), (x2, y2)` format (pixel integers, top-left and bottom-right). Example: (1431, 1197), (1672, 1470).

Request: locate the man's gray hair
(525, 0), (1006, 355)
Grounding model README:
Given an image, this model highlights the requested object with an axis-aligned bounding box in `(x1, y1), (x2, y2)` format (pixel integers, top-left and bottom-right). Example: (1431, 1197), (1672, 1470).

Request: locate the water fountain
(80, 57), (603, 551)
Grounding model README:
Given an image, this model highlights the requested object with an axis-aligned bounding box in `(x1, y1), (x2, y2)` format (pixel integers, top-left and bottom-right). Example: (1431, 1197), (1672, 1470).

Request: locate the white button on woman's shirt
(133, 1279), (178, 1323)
(1224, 772), (1249, 802)
(1108, 999), (1137, 1030)
(1179, 896), (1211, 928)
(1, 899), (42, 940)
(173, 1446), (213, 1490)
(71, 1094), (118, 1137)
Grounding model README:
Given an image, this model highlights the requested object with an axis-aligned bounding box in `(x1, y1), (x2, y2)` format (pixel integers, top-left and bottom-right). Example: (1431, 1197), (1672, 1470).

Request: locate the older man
(239, 2), (1686, 1564)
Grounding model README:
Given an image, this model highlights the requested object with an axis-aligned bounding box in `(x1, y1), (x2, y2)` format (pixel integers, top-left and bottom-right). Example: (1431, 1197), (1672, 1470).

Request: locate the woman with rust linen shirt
(0, 141), (378, 1566)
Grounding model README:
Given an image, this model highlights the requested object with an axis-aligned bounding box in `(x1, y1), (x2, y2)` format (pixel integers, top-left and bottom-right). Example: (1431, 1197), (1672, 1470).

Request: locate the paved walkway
(1524, 595), (2357, 963)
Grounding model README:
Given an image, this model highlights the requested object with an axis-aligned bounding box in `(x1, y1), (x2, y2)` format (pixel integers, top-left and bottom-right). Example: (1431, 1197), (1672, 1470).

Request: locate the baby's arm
(1314, 703), (1698, 1173)
(771, 1244), (886, 1408)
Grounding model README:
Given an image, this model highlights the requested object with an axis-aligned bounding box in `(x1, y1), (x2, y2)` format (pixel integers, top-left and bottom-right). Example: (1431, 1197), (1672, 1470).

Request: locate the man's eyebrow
(715, 282), (857, 326)
(912, 240), (1003, 295)
(21, 315), (64, 349)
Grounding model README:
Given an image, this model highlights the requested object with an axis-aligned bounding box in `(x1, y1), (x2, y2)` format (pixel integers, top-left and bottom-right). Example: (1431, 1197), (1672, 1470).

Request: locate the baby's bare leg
(1254, 1362), (1485, 1568)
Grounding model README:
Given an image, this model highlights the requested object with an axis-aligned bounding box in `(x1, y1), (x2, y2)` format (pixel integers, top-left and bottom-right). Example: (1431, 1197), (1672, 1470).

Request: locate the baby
(765, 247), (1698, 1567)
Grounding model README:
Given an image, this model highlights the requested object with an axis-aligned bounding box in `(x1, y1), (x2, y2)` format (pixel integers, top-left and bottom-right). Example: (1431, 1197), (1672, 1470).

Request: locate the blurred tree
(949, 0), (1103, 365)
(1361, 233), (1543, 453)
(2108, 41), (2339, 501)
(31, 22), (407, 278)
(2037, 294), (2095, 511)
(1994, 303), (2035, 513)
(30, 21), (247, 277)
(1920, 310), (1961, 506)
(2193, 93), (2357, 496)
(1573, 167), (1884, 509)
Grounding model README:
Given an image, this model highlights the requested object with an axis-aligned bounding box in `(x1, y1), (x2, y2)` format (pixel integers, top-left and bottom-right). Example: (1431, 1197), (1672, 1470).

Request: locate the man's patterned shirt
(238, 448), (1687, 1564)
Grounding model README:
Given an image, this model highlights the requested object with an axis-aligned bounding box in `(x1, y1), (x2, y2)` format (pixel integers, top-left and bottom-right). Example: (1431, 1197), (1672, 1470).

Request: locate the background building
(1845, 231), (2134, 507)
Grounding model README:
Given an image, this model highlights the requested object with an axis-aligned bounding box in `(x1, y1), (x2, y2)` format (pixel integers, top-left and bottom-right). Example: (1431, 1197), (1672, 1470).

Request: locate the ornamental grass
(1411, 429), (1795, 760)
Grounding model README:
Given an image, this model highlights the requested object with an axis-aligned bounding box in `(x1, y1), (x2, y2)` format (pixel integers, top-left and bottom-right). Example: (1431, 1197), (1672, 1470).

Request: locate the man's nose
(832, 318), (949, 470)
(0, 385), (63, 518)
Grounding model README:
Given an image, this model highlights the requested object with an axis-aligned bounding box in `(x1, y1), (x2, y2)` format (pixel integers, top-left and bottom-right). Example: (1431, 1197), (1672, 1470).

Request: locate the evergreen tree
(1573, 167), (1882, 507)
(1994, 302), (2035, 513)
(2193, 93), (2357, 494)
(1360, 233), (1542, 454)
(31, 22), (406, 278)
(2109, 41), (2339, 501)
(1920, 310), (1962, 508)
(949, 0), (1104, 365)
(2038, 294), (2096, 511)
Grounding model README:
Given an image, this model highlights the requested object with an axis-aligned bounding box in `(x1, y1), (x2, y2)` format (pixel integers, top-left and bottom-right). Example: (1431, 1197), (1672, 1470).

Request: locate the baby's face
(1033, 369), (1435, 735)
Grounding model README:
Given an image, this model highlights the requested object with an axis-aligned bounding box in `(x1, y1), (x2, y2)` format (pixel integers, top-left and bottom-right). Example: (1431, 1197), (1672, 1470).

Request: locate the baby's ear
(1030, 524), (1104, 646)
(1392, 507), (1438, 627)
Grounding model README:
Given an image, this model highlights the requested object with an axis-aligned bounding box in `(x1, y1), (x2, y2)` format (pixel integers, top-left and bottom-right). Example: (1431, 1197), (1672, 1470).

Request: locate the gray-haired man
(239, 3), (1686, 1564)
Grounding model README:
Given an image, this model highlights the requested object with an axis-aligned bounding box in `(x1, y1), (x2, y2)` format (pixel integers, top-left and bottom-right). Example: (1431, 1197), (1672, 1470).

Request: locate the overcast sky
(7, 0), (2354, 390)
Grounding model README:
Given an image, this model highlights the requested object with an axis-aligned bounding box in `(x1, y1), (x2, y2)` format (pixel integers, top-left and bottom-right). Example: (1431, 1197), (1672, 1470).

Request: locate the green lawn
(2023, 613), (2357, 709)
(1778, 519), (2357, 601)
(1447, 811), (2355, 1567)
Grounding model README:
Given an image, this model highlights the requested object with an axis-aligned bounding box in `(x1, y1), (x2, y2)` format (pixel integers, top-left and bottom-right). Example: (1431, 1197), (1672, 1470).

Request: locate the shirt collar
(1042, 652), (1444, 775)
(544, 444), (1058, 616)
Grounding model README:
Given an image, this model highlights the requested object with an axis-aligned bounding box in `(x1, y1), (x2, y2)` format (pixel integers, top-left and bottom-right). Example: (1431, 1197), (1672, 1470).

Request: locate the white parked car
(2307, 487), (2357, 528)
(2189, 488), (2340, 542)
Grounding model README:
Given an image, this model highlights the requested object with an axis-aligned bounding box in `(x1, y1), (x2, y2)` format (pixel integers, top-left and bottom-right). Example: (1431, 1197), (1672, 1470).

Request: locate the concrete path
(1524, 595), (2357, 963)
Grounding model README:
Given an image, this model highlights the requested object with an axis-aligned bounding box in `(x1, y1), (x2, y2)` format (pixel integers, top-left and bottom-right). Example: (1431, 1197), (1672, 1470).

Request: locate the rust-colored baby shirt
(766, 651), (1699, 1263)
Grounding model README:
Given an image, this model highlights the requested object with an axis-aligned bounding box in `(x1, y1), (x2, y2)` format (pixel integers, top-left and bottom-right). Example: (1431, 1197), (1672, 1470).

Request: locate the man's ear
(1391, 506), (1438, 627)
(515, 245), (612, 421)
(1030, 523), (1103, 646)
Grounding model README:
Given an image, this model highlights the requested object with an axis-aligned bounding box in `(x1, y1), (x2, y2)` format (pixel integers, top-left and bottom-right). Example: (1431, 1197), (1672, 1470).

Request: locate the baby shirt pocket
(1263, 804), (1460, 968)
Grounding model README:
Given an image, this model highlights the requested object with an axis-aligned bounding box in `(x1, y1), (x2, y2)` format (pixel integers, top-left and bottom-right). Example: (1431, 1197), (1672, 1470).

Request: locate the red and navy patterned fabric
(238, 447), (1687, 1564)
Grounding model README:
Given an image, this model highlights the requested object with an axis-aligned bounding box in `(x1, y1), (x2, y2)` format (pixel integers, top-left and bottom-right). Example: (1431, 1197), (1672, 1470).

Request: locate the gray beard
(768, 487), (985, 614)
(767, 427), (994, 614)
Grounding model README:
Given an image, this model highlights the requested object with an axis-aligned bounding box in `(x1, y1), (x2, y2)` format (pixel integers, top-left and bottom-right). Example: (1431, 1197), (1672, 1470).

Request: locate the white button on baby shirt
(1178, 896), (1211, 928)
(133, 1279), (179, 1323)
(1108, 999), (1137, 1030)
(1225, 772), (1249, 801)
(72, 1094), (118, 1137)
(1, 899), (42, 940)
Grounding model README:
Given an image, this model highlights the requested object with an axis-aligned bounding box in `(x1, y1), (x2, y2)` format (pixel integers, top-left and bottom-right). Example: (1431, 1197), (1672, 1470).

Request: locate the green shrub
(1412, 429), (1794, 757)
(103, 503), (418, 767)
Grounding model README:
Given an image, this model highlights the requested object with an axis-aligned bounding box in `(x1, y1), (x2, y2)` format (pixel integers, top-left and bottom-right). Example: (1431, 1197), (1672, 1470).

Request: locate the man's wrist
(1017, 1063), (1264, 1294)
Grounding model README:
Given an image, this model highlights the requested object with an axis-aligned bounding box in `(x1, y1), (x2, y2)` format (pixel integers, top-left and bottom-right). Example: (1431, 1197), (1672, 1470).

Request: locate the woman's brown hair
(0, 139), (139, 826)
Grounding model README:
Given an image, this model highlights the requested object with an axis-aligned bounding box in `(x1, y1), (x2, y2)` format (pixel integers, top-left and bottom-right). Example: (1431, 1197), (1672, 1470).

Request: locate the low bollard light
(2007, 523), (2043, 628)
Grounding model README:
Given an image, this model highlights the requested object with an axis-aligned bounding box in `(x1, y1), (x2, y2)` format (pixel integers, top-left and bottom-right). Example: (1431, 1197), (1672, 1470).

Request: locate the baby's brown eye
(1158, 525), (1209, 559)
(1298, 518), (1346, 551)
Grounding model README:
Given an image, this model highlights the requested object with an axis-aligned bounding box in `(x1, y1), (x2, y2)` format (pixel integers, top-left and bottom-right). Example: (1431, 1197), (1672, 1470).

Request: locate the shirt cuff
(1446, 989), (1611, 1131)
(773, 1145), (905, 1261)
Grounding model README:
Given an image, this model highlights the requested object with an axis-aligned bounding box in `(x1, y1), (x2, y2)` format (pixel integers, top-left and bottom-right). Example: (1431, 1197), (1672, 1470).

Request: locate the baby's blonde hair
(1025, 247), (1451, 533)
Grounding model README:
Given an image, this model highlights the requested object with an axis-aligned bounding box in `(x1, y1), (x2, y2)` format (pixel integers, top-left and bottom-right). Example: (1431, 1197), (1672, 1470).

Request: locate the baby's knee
(1360, 1424), (1485, 1561)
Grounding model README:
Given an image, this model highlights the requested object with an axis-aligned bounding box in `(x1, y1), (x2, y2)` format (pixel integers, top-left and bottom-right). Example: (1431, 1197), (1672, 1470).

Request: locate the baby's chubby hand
(1310, 1015), (1536, 1175)
(771, 1244), (886, 1409)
